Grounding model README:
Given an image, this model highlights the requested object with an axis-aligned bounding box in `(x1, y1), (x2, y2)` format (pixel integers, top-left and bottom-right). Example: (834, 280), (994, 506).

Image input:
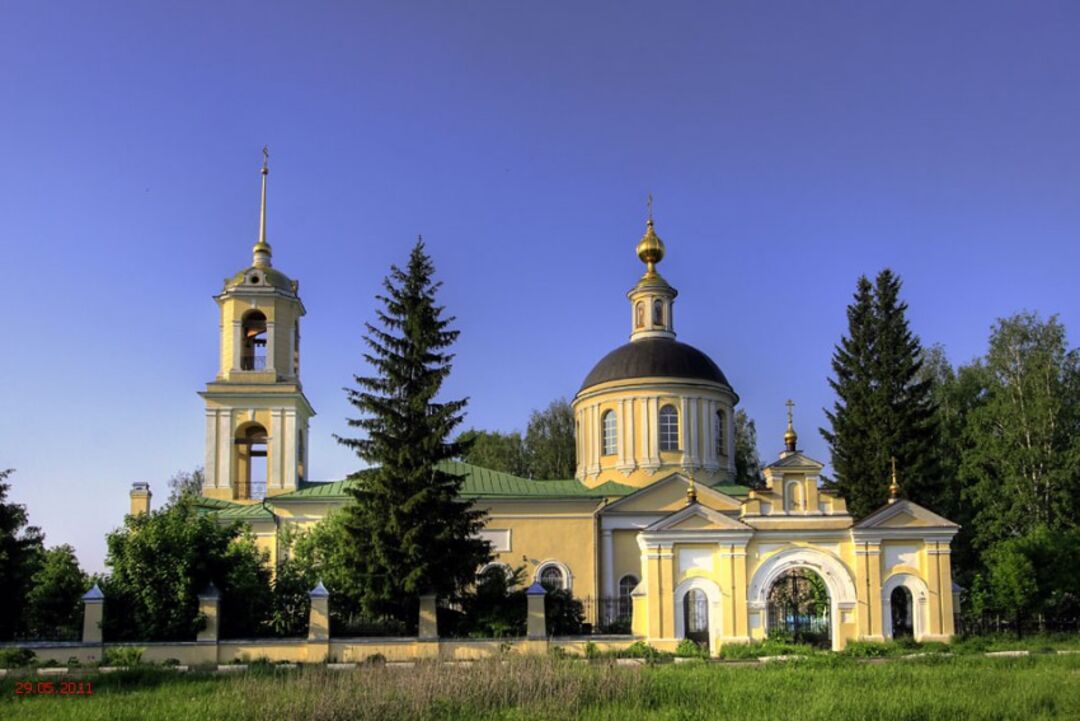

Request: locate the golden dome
(636, 219), (665, 269)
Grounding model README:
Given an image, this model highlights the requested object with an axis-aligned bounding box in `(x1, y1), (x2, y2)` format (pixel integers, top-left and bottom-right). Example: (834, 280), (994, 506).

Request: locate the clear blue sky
(1, 1), (1078, 572)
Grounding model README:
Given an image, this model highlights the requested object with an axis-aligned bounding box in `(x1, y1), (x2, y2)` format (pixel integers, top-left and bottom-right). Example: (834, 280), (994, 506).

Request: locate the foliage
(961, 313), (1080, 552)
(448, 566), (526, 638)
(0, 469), (45, 641)
(718, 638), (817, 659)
(0, 647), (35, 668)
(733, 409), (764, 488)
(544, 588), (586, 636)
(821, 271), (941, 518)
(102, 646), (145, 667)
(101, 498), (273, 641)
(522, 399), (577, 480)
(456, 429), (529, 476)
(334, 239), (491, 624)
(23, 544), (88, 640)
(618, 640), (668, 661)
(984, 526), (1080, 634)
(269, 514), (359, 636)
(675, 638), (710, 658)
(165, 467), (205, 505)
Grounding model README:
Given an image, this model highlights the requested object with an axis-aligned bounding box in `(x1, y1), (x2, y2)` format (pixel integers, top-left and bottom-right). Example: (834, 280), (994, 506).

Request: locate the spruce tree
(821, 270), (940, 518)
(335, 240), (490, 625)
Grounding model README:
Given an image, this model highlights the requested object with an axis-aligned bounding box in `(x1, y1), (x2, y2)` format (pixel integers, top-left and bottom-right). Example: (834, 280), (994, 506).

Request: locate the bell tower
(198, 149), (315, 501)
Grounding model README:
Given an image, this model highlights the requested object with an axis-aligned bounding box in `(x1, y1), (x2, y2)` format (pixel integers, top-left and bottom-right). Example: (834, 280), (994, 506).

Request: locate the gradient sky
(1, 1), (1078, 572)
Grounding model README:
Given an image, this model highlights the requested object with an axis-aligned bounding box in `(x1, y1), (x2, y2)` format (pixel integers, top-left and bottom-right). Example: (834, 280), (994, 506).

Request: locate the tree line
(1, 246), (1076, 641)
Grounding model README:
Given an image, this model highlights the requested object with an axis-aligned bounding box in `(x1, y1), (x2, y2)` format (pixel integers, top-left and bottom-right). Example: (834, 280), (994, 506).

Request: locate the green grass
(2, 654), (1078, 721)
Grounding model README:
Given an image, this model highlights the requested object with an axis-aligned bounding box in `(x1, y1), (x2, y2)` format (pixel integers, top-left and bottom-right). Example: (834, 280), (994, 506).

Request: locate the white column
(270, 409), (284, 490)
(265, 321), (276, 373)
(204, 410), (218, 489)
(601, 529), (615, 599)
(688, 397), (700, 469)
(625, 398), (635, 468)
(590, 404), (601, 475)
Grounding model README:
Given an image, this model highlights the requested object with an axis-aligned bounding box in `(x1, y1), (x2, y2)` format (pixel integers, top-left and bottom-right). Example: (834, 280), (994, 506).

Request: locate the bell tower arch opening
(241, 310), (268, 371)
(234, 423), (268, 500)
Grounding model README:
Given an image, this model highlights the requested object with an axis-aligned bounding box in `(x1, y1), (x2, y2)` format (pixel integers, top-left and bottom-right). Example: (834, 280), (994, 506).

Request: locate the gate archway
(766, 568), (831, 648)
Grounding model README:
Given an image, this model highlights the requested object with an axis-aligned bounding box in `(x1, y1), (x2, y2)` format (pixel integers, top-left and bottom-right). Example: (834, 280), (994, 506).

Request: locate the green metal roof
(270, 461), (636, 501)
(193, 497), (275, 520)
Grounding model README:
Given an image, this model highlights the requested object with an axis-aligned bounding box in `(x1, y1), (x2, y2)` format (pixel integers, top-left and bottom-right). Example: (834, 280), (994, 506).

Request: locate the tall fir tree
(821, 270), (941, 518)
(0, 469), (45, 640)
(335, 240), (490, 624)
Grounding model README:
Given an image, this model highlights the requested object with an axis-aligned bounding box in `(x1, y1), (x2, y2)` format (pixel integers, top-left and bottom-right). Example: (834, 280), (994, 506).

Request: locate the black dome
(579, 338), (732, 392)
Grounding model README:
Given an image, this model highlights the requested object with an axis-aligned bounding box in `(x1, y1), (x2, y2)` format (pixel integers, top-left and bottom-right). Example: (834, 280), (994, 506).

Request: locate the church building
(133, 161), (960, 653)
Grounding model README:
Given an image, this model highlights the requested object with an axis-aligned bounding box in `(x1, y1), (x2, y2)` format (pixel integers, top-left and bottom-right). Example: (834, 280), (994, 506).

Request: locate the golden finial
(784, 399), (798, 453)
(253, 145), (272, 267)
(889, 456), (901, 504)
(636, 195), (665, 272)
(686, 469), (698, 505)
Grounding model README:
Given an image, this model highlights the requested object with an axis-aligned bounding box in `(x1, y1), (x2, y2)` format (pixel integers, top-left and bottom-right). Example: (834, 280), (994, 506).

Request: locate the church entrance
(683, 588), (709, 646)
(891, 586), (914, 638)
(766, 568), (831, 648)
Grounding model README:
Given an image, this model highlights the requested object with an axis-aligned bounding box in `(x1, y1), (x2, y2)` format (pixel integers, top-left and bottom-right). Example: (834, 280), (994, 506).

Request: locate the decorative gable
(855, 499), (958, 530)
(644, 503), (753, 533)
(602, 473), (743, 515)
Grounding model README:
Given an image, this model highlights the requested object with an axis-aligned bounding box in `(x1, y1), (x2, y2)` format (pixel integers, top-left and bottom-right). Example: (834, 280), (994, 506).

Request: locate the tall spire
(783, 399), (798, 455)
(253, 146), (272, 268)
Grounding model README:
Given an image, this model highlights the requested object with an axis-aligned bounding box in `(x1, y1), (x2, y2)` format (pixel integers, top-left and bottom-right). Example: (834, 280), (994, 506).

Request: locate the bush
(618, 641), (669, 662)
(675, 638), (710, 659)
(103, 646), (145, 667)
(584, 641), (600, 660)
(364, 653), (387, 666)
(162, 658), (182, 667)
(841, 641), (896, 658)
(0, 648), (35, 668)
(719, 638), (816, 660)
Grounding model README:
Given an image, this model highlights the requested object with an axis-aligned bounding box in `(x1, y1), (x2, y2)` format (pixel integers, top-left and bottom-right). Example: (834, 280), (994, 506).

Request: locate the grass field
(2, 654), (1078, 721)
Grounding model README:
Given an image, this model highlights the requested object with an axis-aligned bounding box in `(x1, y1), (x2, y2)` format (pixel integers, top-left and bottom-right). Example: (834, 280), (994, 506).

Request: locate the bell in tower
(198, 149), (315, 502)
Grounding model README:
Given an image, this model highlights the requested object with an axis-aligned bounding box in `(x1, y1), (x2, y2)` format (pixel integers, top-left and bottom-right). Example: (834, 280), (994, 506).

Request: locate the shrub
(364, 653), (387, 666)
(162, 658), (182, 667)
(0, 648), (35, 668)
(719, 639), (816, 660)
(619, 641), (669, 662)
(583, 641), (600, 660)
(675, 639), (710, 659)
(841, 641), (895, 658)
(103, 646), (145, 667)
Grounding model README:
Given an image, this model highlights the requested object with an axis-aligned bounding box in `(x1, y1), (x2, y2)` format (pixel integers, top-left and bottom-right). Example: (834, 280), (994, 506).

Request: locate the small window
(601, 411), (617, 456)
(635, 301), (645, 329)
(659, 405), (679, 451)
(715, 411), (726, 457)
(653, 299), (664, 326)
(539, 564), (567, 591)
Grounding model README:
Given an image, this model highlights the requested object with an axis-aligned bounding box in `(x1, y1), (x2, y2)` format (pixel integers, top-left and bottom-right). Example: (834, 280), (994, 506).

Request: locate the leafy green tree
(821, 270), (941, 518)
(0, 469), (45, 641)
(24, 545), (88, 640)
(457, 429), (528, 476)
(166, 467), (205, 505)
(523, 398), (576, 479)
(101, 499), (272, 640)
(733, 409), (764, 488)
(335, 240), (490, 625)
(961, 313), (1080, 552)
(271, 513), (360, 636)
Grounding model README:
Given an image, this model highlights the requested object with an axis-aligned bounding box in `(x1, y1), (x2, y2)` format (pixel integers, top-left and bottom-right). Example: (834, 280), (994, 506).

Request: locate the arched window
(601, 410), (617, 456)
(539, 564), (568, 591)
(653, 299), (664, 326)
(241, 311), (268, 371)
(715, 410), (726, 457)
(659, 405), (679, 451)
(618, 575), (638, 619)
(634, 302), (645, 329)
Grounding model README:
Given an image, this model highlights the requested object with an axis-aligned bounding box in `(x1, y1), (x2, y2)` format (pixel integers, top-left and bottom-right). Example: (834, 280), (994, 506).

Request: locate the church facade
(135, 163), (959, 653)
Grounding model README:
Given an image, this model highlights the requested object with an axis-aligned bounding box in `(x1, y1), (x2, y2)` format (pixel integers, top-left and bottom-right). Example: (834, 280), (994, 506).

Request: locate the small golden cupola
(628, 202), (678, 341)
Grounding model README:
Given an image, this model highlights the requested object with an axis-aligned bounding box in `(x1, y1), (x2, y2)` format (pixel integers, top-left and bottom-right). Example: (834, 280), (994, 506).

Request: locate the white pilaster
(680, 396), (691, 467)
(283, 409), (297, 491)
(231, 321), (242, 372)
(590, 404), (601, 476)
(204, 410), (219, 489)
(217, 411), (233, 490)
(602, 530), (615, 599)
(645, 396), (660, 470)
(269, 409), (284, 490)
(265, 321), (276, 373)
